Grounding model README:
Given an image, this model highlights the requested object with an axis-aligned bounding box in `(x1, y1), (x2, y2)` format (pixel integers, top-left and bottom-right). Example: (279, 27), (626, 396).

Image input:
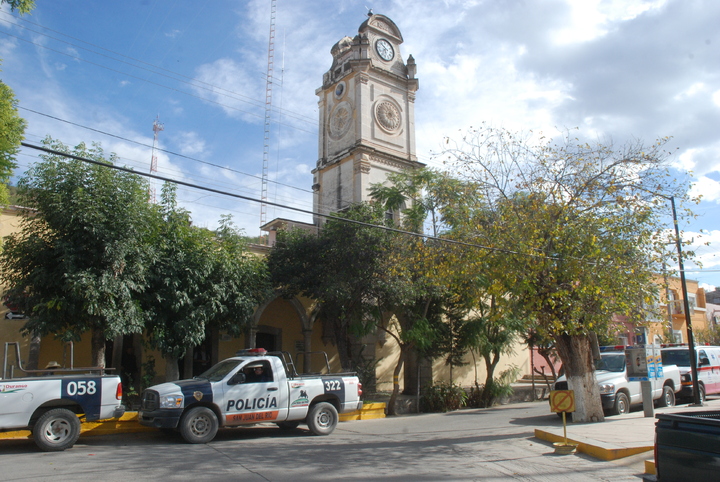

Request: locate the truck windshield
(595, 354), (626, 372)
(196, 359), (243, 382)
(662, 350), (691, 367)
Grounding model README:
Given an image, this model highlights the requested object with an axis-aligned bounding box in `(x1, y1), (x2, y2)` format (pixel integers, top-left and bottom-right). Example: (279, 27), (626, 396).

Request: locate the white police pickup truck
(139, 348), (363, 444)
(1, 342), (125, 451)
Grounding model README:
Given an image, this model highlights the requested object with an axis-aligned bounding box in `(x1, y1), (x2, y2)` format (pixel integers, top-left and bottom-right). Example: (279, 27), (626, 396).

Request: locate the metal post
(670, 196), (701, 405)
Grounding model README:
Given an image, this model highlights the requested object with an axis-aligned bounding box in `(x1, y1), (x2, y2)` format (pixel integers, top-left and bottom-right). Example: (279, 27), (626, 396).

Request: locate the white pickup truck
(553, 350), (681, 415)
(138, 348), (363, 444)
(1, 342), (125, 451)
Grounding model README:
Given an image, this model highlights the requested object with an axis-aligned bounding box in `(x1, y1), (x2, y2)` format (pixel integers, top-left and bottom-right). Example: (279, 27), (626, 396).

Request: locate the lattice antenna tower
(260, 0), (277, 236)
(150, 115), (164, 203)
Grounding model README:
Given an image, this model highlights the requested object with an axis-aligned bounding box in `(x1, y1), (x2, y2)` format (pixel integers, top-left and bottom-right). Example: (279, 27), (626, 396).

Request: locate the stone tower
(312, 13), (422, 222)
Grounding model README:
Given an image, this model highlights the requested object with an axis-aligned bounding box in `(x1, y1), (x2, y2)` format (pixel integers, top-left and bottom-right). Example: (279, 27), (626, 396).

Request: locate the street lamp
(667, 195), (702, 406)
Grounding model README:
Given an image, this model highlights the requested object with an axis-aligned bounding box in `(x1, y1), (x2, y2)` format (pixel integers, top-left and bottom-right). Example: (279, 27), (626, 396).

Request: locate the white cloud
(174, 131), (206, 156)
(690, 176), (720, 203)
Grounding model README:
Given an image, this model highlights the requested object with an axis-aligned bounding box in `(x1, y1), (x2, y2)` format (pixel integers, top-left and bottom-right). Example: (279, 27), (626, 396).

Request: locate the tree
(440, 125), (695, 422)
(143, 186), (272, 381)
(0, 137), (155, 366)
(142, 184), (215, 381)
(0, 82), (23, 207)
(268, 203), (394, 374)
(1, 0), (35, 13)
(0, 0), (35, 207)
(209, 214), (272, 339)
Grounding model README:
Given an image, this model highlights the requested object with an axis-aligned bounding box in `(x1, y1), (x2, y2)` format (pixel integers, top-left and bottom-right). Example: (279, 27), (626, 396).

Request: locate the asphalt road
(0, 401), (646, 481)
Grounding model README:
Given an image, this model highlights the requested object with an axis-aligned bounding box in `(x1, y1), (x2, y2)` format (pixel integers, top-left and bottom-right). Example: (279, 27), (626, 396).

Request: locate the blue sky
(0, 0), (718, 290)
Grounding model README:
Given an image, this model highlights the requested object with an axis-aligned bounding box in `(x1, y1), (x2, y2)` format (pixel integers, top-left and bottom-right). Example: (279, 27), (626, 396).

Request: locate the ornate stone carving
(369, 155), (407, 170)
(371, 19), (393, 34)
(357, 72), (369, 84)
(328, 101), (352, 140)
(354, 160), (371, 174)
(375, 101), (401, 132)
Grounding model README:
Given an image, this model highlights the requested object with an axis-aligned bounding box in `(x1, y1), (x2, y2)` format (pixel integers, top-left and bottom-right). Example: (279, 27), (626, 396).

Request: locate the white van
(661, 345), (720, 400)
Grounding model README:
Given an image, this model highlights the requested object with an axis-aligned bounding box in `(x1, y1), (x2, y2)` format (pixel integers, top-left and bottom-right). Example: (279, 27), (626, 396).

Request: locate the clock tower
(312, 13), (421, 222)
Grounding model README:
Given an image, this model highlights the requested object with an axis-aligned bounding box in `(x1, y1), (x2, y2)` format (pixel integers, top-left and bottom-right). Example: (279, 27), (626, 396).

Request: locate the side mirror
(699, 356), (710, 366)
(228, 372), (246, 385)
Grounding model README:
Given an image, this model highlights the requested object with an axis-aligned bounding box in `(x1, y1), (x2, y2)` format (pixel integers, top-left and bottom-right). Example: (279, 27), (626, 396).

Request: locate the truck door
(222, 360), (288, 425)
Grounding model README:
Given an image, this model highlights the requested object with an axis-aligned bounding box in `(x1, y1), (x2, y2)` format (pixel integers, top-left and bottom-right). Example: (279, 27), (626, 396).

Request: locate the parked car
(661, 345), (720, 401)
(552, 350), (680, 416)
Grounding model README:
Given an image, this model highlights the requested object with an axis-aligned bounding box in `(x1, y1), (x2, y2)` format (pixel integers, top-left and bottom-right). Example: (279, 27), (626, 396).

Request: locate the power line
(19, 141), (554, 260)
(0, 29), (317, 134)
(0, 11), (315, 125)
(18, 106), (313, 195)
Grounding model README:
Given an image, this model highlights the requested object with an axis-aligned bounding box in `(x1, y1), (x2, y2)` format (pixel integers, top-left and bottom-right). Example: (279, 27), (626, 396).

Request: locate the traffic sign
(549, 390), (575, 413)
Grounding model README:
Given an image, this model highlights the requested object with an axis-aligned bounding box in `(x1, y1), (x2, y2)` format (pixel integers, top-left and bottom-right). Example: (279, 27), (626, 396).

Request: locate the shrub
(466, 366), (520, 408)
(420, 382), (468, 413)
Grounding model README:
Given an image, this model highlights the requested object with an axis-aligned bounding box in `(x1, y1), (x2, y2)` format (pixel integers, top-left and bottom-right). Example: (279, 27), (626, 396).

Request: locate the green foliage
(142, 185), (271, 360)
(696, 324), (720, 346)
(420, 382), (468, 413)
(466, 366), (519, 408)
(0, 138), (155, 348)
(1, 0), (35, 14)
(0, 81), (24, 207)
(268, 202), (395, 369)
(140, 355), (156, 390)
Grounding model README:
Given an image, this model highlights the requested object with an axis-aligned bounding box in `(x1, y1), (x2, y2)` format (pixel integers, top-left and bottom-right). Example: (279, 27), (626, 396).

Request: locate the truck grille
(141, 390), (159, 411)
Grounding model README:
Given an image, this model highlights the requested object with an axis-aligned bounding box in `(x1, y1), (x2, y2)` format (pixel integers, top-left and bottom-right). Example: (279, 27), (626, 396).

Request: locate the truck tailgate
(656, 411), (720, 480)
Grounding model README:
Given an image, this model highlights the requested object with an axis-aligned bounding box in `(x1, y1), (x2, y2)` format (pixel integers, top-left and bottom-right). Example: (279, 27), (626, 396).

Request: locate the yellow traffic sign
(550, 390), (575, 413)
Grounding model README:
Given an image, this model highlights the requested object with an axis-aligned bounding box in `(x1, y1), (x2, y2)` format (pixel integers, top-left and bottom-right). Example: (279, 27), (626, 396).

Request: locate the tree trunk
(554, 333), (604, 423)
(26, 333), (41, 371)
(387, 346), (406, 416)
(91, 328), (106, 368)
(164, 354), (180, 382)
(481, 352), (501, 406)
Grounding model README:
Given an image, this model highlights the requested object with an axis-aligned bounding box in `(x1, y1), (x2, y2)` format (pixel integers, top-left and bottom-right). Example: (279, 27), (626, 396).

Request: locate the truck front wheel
(33, 408), (81, 452)
(611, 392), (630, 415)
(179, 407), (218, 444)
(306, 402), (338, 436)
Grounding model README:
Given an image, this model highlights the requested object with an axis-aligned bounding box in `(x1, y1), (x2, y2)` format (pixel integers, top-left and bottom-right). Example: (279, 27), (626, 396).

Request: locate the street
(0, 401), (648, 481)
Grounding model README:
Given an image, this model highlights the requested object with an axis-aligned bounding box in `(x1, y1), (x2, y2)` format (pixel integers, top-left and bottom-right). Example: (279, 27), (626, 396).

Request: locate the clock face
(375, 39), (394, 61)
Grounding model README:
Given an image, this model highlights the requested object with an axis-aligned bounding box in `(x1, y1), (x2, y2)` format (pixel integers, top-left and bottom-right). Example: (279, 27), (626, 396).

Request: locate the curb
(533, 428), (653, 461)
(0, 402), (387, 441)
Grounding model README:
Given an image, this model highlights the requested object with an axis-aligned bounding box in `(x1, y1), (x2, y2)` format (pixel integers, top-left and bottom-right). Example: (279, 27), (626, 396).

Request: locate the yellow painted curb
(1, 403), (387, 441)
(534, 429), (653, 461)
(340, 402), (386, 421)
(644, 459), (656, 475)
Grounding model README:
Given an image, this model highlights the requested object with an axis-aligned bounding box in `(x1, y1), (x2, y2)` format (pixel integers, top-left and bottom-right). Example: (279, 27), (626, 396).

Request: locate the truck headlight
(598, 383), (615, 395)
(159, 394), (184, 408)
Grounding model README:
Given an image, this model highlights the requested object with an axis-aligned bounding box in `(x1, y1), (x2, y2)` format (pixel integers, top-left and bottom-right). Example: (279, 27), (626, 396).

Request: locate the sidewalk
(534, 396), (720, 475)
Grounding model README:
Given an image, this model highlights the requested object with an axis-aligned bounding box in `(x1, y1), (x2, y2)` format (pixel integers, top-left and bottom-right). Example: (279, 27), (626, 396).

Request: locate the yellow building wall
(646, 275), (708, 344)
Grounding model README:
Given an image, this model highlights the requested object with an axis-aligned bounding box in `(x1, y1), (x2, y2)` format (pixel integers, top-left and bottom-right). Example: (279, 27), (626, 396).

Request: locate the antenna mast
(150, 115), (164, 203)
(260, 0), (277, 236)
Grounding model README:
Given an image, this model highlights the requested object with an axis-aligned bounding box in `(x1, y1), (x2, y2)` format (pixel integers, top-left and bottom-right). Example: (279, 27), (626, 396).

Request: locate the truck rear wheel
(611, 392), (630, 415)
(180, 406), (218, 444)
(33, 408), (81, 452)
(306, 402), (338, 436)
(656, 386), (675, 408)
